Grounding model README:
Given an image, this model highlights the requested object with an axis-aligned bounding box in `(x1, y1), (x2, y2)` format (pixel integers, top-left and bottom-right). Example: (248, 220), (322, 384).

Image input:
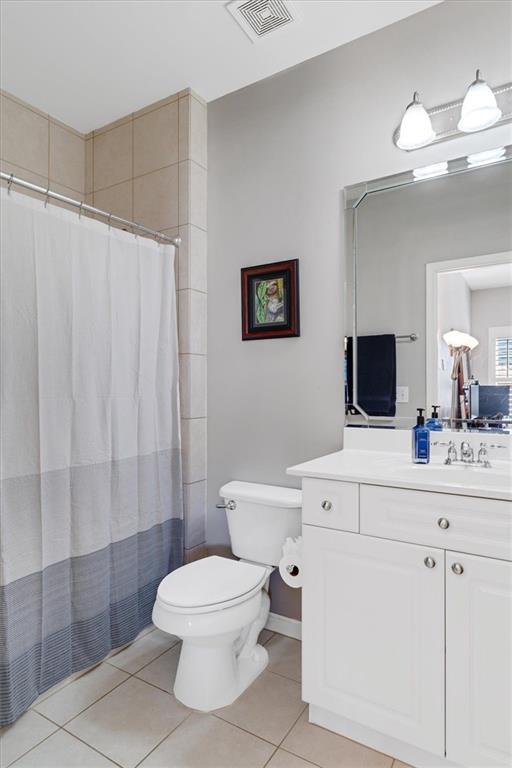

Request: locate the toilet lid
(157, 556), (269, 610)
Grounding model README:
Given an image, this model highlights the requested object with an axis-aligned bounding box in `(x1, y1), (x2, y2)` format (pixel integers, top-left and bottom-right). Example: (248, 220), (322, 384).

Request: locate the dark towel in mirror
(346, 334), (396, 417)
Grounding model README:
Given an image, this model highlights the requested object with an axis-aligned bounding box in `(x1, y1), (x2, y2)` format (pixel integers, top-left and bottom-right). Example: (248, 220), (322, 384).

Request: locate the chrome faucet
(444, 440), (458, 465)
(460, 441), (474, 464)
(477, 442), (491, 468)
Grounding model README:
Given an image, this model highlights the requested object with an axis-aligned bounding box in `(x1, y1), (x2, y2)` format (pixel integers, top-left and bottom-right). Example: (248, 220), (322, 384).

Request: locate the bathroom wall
(1, 90), (85, 200)
(0, 87), (208, 562)
(471, 286), (512, 383)
(207, 0), (512, 618)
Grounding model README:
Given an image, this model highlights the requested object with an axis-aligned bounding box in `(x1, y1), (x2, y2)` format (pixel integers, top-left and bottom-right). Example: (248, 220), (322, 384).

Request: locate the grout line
(210, 711), (279, 749)
(61, 727), (125, 768)
(277, 747), (323, 768)
(4, 727), (58, 768)
(132, 711), (193, 768)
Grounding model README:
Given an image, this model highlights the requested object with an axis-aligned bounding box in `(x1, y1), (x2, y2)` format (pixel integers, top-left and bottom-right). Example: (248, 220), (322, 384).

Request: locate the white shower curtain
(0, 188), (183, 724)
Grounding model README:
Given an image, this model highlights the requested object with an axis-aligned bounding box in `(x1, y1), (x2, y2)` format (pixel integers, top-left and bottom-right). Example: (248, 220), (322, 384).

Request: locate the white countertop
(287, 449), (512, 502)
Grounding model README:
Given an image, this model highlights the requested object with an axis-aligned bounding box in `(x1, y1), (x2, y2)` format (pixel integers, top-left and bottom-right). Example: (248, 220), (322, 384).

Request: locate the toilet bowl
(152, 481), (302, 711)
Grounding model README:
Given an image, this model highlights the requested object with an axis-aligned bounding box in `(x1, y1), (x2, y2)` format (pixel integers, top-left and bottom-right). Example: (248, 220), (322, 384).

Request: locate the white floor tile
(266, 635), (301, 682)
(34, 662), (129, 725)
(66, 676), (189, 768)
(135, 643), (181, 694)
(282, 710), (393, 768)
(216, 670), (306, 745)
(0, 710), (57, 767)
(266, 749), (320, 768)
(139, 712), (274, 768)
(10, 729), (117, 767)
(107, 629), (179, 673)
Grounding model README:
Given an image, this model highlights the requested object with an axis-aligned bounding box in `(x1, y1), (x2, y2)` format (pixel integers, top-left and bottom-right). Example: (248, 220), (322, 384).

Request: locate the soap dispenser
(426, 405), (443, 431)
(412, 408), (430, 464)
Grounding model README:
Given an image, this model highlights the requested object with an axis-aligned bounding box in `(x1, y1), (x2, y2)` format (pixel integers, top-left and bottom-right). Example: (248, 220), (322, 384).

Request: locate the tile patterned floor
(0, 628), (413, 768)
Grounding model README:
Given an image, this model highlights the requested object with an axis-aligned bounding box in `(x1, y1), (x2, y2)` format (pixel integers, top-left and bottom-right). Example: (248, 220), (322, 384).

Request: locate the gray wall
(207, 0), (512, 618)
(471, 286), (512, 382)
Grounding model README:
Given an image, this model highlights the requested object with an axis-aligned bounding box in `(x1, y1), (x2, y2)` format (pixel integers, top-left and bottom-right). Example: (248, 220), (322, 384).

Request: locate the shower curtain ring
(108, 213), (112, 230)
(44, 186), (50, 208)
(7, 173), (14, 194)
(78, 201), (83, 219)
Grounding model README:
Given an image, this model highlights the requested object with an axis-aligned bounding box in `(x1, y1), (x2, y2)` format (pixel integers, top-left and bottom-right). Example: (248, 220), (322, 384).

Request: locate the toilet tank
(219, 481), (302, 567)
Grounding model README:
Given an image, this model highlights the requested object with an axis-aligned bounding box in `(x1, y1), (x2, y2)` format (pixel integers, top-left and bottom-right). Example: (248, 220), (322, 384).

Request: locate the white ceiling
(1, 0), (440, 133)
(459, 262), (512, 291)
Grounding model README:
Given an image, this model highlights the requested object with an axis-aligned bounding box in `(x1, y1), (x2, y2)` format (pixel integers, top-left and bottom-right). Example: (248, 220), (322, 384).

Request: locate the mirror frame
(344, 144), (512, 425)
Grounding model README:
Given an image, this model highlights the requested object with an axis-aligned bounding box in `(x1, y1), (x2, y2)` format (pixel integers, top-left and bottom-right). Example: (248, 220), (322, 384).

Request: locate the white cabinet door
(446, 552), (512, 768)
(302, 526), (445, 756)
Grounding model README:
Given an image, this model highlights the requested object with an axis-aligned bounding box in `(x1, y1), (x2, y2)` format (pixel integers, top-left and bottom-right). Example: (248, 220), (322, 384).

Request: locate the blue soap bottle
(412, 408), (430, 464)
(426, 405), (443, 431)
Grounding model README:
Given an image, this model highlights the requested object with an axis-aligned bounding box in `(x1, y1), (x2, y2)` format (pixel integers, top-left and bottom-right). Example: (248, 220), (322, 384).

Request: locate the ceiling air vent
(227, 0), (298, 43)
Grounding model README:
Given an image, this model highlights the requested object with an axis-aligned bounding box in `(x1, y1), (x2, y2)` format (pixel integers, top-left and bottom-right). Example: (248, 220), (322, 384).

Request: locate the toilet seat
(157, 556), (269, 614)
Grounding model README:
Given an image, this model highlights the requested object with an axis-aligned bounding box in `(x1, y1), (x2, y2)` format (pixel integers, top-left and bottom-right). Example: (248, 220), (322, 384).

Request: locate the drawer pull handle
(321, 500), (332, 511)
(451, 562), (464, 575)
(424, 556), (436, 569)
(437, 517), (450, 530)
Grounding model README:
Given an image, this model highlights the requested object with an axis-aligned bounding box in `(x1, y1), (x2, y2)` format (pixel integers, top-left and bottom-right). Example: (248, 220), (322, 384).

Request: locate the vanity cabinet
(300, 480), (512, 768)
(302, 526), (445, 756)
(446, 552), (512, 767)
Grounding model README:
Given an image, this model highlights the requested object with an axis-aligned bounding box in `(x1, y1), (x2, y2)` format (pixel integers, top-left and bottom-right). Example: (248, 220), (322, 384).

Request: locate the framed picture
(241, 259), (300, 340)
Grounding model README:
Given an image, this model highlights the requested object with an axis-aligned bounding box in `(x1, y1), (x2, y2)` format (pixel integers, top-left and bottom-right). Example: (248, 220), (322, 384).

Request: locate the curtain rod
(1, 172), (181, 247)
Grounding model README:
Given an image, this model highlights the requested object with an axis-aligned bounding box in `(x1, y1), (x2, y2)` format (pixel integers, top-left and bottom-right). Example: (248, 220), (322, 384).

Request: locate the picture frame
(241, 259), (300, 340)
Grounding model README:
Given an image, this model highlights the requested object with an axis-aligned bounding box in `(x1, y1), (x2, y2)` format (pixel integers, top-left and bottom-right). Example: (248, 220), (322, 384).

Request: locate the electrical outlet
(396, 386), (409, 403)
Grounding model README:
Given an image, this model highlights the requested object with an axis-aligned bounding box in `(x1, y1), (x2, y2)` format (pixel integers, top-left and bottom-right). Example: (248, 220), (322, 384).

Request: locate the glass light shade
(413, 162), (448, 179)
(443, 330), (479, 350)
(467, 147), (506, 167)
(396, 92), (435, 150)
(457, 70), (502, 133)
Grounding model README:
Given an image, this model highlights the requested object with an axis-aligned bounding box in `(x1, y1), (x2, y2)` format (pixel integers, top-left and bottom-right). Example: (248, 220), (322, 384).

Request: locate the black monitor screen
(470, 384), (511, 418)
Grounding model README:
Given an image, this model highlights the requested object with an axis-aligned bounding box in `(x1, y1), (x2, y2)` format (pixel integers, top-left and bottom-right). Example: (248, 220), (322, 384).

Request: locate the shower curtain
(0, 188), (183, 725)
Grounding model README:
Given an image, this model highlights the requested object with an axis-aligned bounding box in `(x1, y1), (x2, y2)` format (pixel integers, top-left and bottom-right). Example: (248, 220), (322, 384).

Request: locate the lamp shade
(396, 92), (435, 150)
(457, 70), (501, 133)
(443, 330), (479, 350)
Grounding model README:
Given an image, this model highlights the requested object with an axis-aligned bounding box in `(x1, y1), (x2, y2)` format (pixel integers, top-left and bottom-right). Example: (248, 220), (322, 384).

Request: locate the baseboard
(265, 611), (302, 640)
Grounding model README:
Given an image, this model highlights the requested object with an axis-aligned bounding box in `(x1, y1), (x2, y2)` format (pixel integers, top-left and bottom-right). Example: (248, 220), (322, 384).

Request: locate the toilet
(152, 480), (302, 711)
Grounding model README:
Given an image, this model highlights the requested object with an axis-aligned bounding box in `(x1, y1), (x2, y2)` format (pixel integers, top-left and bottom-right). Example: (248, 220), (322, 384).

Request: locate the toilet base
(174, 638), (269, 711)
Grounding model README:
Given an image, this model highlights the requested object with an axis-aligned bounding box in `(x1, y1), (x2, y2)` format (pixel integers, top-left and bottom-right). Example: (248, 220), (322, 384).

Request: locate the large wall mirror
(345, 146), (512, 432)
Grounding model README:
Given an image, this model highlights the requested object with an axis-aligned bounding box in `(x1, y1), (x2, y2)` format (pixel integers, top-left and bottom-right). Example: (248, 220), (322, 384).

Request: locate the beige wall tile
(50, 182), (85, 213)
(94, 180), (133, 222)
(177, 224), (207, 292)
(178, 289), (206, 355)
(179, 160), (206, 229)
(50, 122), (85, 193)
(133, 92), (179, 120)
(0, 160), (48, 197)
(181, 417), (206, 483)
(134, 101), (178, 177)
(93, 112), (132, 137)
(134, 164), (179, 231)
(179, 353), (206, 418)
(184, 480), (207, 548)
(0, 93), (48, 177)
(85, 137), (93, 194)
(93, 121), (132, 190)
(179, 95), (207, 168)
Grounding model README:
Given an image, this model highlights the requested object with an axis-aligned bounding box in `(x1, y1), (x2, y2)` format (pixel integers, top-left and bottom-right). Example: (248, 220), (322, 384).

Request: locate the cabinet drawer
(360, 484), (512, 560)
(302, 478), (358, 531)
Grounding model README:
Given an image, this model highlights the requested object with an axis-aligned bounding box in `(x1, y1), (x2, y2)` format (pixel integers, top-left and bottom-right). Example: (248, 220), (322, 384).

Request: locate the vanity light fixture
(412, 162), (448, 180)
(396, 92), (436, 151)
(458, 70), (502, 133)
(467, 146), (506, 167)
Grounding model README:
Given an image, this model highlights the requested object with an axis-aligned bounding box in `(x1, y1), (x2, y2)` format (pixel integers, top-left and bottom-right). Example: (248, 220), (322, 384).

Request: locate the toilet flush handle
(216, 500), (237, 511)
